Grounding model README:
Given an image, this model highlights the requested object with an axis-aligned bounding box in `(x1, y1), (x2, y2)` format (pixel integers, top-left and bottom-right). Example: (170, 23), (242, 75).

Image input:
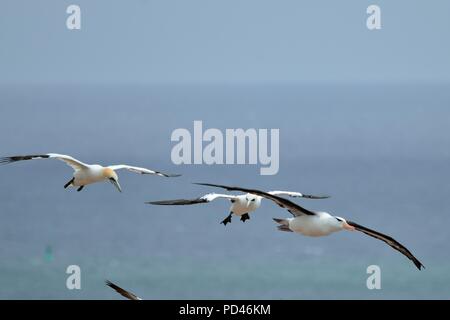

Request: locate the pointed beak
(343, 222), (355, 231)
(110, 179), (122, 193)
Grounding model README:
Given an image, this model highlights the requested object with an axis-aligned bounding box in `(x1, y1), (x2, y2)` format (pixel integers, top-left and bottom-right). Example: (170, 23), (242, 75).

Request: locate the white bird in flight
(148, 188), (329, 225)
(0, 153), (180, 192)
(194, 183), (424, 270)
(106, 280), (142, 300)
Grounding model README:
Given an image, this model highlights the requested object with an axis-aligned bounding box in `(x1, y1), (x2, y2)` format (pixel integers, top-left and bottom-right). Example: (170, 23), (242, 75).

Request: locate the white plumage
(0, 153), (180, 192)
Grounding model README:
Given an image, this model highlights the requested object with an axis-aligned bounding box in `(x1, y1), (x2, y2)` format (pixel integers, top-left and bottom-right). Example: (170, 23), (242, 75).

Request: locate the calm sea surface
(0, 84), (449, 299)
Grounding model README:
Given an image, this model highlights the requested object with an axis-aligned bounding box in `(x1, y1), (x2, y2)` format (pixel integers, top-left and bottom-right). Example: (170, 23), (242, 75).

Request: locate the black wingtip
(145, 171), (182, 178)
(0, 154), (49, 165)
(0, 157), (13, 165)
(145, 201), (162, 205)
(416, 261), (425, 271)
(146, 198), (207, 205)
(166, 173), (182, 178)
(193, 182), (227, 188)
(105, 280), (115, 287)
(305, 194), (331, 200)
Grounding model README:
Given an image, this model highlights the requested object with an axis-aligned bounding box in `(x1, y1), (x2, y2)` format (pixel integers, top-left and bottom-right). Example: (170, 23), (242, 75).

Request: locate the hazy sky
(1, 0), (450, 85)
(1, 1), (450, 299)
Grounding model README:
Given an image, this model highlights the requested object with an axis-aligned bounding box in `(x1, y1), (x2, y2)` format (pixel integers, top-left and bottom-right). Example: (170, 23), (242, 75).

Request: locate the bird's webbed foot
(220, 213), (233, 226)
(240, 213), (250, 223)
(64, 178), (74, 189)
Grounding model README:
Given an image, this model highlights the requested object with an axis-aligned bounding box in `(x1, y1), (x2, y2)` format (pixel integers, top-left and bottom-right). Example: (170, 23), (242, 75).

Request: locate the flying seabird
(148, 190), (329, 225)
(194, 183), (424, 270)
(106, 280), (142, 300)
(0, 153), (180, 192)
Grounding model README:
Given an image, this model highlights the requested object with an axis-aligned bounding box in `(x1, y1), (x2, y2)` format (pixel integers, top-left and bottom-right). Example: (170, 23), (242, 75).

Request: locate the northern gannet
(0, 153), (180, 192)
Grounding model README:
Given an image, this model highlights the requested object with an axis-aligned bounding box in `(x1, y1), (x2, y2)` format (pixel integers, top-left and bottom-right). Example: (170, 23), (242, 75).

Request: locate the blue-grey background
(0, 1), (449, 299)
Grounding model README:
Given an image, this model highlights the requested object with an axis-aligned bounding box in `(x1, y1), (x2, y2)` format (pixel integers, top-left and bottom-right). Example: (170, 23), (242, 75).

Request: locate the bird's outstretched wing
(147, 193), (238, 205)
(108, 165), (181, 177)
(194, 183), (316, 217)
(268, 191), (330, 199)
(346, 220), (424, 270)
(0, 153), (89, 170)
(106, 280), (142, 300)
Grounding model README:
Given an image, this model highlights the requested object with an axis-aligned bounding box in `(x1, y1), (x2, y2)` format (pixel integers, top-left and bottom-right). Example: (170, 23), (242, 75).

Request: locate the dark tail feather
(273, 218), (291, 232)
(273, 218), (289, 226)
(277, 225), (293, 232)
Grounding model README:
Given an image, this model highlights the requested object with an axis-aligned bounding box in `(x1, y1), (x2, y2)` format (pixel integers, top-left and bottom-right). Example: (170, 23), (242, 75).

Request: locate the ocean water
(0, 84), (449, 299)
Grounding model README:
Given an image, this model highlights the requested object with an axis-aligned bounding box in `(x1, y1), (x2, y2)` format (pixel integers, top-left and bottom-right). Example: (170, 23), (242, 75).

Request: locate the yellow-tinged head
(103, 168), (118, 180)
(103, 168), (121, 192)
